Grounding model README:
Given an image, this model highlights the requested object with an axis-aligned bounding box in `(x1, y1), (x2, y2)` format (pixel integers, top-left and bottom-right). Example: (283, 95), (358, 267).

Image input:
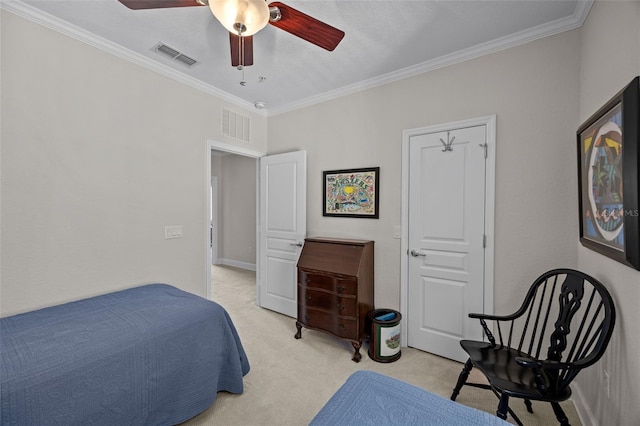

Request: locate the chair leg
(490, 390), (523, 426)
(497, 394), (510, 421)
(551, 402), (570, 426)
(524, 398), (533, 413)
(451, 359), (473, 401)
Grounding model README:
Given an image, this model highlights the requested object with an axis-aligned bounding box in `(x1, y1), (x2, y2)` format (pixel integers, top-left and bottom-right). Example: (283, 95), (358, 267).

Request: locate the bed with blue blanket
(310, 371), (509, 426)
(1, 284), (250, 425)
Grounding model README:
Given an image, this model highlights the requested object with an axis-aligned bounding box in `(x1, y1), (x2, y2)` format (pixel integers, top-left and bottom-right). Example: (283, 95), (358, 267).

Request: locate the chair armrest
(468, 309), (531, 347)
(515, 356), (542, 369)
(515, 357), (571, 370)
(475, 318), (496, 346)
(468, 312), (519, 346)
(514, 357), (553, 392)
(469, 312), (519, 321)
(514, 357), (580, 392)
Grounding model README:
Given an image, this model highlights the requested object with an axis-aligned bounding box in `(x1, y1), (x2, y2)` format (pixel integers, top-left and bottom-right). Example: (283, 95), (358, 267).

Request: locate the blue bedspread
(1, 284), (250, 425)
(310, 371), (509, 426)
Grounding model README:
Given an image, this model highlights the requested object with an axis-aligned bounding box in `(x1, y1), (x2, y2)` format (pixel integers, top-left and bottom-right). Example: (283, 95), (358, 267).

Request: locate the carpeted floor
(182, 265), (581, 426)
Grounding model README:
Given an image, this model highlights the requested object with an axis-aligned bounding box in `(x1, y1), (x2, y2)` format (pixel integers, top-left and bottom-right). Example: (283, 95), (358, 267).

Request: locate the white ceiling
(5, 0), (591, 114)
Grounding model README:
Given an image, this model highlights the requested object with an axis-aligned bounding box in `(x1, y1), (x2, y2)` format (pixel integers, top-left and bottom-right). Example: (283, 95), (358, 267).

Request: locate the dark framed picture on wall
(577, 76), (640, 270)
(323, 167), (380, 218)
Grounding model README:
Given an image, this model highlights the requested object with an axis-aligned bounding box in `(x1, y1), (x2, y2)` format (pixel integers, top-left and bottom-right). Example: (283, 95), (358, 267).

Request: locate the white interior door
(259, 151), (306, 317)
(407, 124), (488, 362)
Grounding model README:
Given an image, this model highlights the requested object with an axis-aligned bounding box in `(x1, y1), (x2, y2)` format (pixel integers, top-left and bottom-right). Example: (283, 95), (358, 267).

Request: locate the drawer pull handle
(306, 295), (312, 301)
(337, 285), (345, 292)
(338, 323), (345, 329)
(337, 303), (343, 310)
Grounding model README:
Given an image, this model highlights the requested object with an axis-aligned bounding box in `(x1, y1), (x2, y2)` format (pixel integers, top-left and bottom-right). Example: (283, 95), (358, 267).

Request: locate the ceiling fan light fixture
(209, 0), (269, 36)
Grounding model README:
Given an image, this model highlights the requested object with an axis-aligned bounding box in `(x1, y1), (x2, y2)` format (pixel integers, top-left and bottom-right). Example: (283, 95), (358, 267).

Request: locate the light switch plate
(165, 225), (183, 239)
(393, 226), (401, 239)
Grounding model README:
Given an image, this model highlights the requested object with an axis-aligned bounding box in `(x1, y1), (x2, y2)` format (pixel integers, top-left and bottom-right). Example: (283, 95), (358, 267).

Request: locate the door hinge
(483, 234), (487, 248)
(479, 143), (488, 158)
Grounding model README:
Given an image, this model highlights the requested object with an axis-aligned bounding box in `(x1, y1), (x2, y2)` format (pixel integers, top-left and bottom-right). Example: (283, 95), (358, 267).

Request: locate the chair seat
(460, 340), (571, 402)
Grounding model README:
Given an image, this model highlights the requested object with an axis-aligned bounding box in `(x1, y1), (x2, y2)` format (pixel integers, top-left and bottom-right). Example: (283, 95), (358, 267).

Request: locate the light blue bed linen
(1, 284), (250, 425)
(310, 370), (509, 426)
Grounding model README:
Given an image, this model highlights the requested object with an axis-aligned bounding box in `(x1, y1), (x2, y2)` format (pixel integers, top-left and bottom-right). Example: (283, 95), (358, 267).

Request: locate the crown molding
(266, 0), (594, 116)
(2, 0), (592, 118)
(0, 0), (267, 116)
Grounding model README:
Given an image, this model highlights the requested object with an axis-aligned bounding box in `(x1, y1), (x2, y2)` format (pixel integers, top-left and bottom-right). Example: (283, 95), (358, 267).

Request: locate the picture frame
(577, 76), (640, 270)
(323, 167), (380, 218)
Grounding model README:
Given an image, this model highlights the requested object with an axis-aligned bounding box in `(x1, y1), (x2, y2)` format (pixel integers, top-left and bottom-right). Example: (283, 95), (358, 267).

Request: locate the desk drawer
(299, 307), (358, 339)
(299, 271), (357, 295)
(298, 286), (357, 317)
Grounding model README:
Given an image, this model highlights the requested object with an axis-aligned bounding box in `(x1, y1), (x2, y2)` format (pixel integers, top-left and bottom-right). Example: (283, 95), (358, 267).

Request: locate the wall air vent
(152, 42), (198, 68)
(222, 109), (250, 143)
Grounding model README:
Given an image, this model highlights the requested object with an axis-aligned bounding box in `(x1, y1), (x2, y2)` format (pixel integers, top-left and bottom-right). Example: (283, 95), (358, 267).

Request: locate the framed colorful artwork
(323, 167), (380, 218)
(577, 76), (639, 270)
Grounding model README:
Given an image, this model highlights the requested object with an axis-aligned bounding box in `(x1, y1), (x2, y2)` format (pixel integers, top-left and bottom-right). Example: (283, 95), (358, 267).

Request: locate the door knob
(410, 249), (426, 257)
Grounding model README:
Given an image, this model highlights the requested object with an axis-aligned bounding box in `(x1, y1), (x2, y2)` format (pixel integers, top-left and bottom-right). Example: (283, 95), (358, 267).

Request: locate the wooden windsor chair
(450, 269), (616, 425)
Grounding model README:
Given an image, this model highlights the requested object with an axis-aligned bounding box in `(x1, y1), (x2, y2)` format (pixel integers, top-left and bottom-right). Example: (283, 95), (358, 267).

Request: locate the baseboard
(571, 382), (597, 426)
(217, 258), (256, 271)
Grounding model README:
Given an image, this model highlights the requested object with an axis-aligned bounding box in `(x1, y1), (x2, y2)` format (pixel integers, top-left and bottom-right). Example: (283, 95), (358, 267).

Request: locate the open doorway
(210, 150), (257, 270)
(205, 140), (264, 301)
(205, 141), (307, 317)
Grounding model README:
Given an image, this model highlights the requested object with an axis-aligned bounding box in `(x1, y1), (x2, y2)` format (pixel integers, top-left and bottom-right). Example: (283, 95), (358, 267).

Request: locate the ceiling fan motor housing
(209, 0), (270, 36)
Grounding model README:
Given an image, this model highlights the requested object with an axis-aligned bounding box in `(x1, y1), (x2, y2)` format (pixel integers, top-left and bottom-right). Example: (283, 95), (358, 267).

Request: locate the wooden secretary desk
(295, 237), (374, 362)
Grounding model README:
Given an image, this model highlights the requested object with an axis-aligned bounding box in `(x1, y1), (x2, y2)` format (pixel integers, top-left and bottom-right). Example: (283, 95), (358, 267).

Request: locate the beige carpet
(181, 265), (581, 426)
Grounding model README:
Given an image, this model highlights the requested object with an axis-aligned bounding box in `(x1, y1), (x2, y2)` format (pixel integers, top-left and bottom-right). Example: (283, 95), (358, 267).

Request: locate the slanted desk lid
(297, 237), (373, 276)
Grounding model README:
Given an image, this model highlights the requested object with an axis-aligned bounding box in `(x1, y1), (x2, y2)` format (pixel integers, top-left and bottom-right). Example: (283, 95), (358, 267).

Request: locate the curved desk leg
(294, 321), (302, 339)
(351, 341), (362, 362)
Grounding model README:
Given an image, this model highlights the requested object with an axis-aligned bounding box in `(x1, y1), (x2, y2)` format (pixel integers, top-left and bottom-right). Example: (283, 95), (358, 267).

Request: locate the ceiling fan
(117, 0), (345, 67)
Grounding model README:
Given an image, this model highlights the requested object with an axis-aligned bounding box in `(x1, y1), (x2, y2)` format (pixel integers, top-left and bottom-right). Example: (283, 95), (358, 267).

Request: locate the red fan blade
(230, 33), (254, 67)
(117, 0), (205, 10)
(268, 2), (344, 51)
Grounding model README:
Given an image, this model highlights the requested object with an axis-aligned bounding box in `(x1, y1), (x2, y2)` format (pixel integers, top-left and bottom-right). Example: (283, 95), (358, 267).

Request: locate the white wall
(210, 153), (222, 262)
(267, 2), (639, 423)
(268, 28), (581, 315)
(0, 11), (267, 316)
(2, 2), (638, 424)
(574, 2), (640, 425)
(218, 154), (257, 267)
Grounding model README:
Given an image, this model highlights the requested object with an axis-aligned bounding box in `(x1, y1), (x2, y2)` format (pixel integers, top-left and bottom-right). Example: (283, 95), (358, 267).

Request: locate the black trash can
(368, 309), (402, 363)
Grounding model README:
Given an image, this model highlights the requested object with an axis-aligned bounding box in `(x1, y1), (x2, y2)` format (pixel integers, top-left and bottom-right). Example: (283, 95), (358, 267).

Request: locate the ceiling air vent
(222, 109), (250, 143)
(152, 42), (198, 68)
